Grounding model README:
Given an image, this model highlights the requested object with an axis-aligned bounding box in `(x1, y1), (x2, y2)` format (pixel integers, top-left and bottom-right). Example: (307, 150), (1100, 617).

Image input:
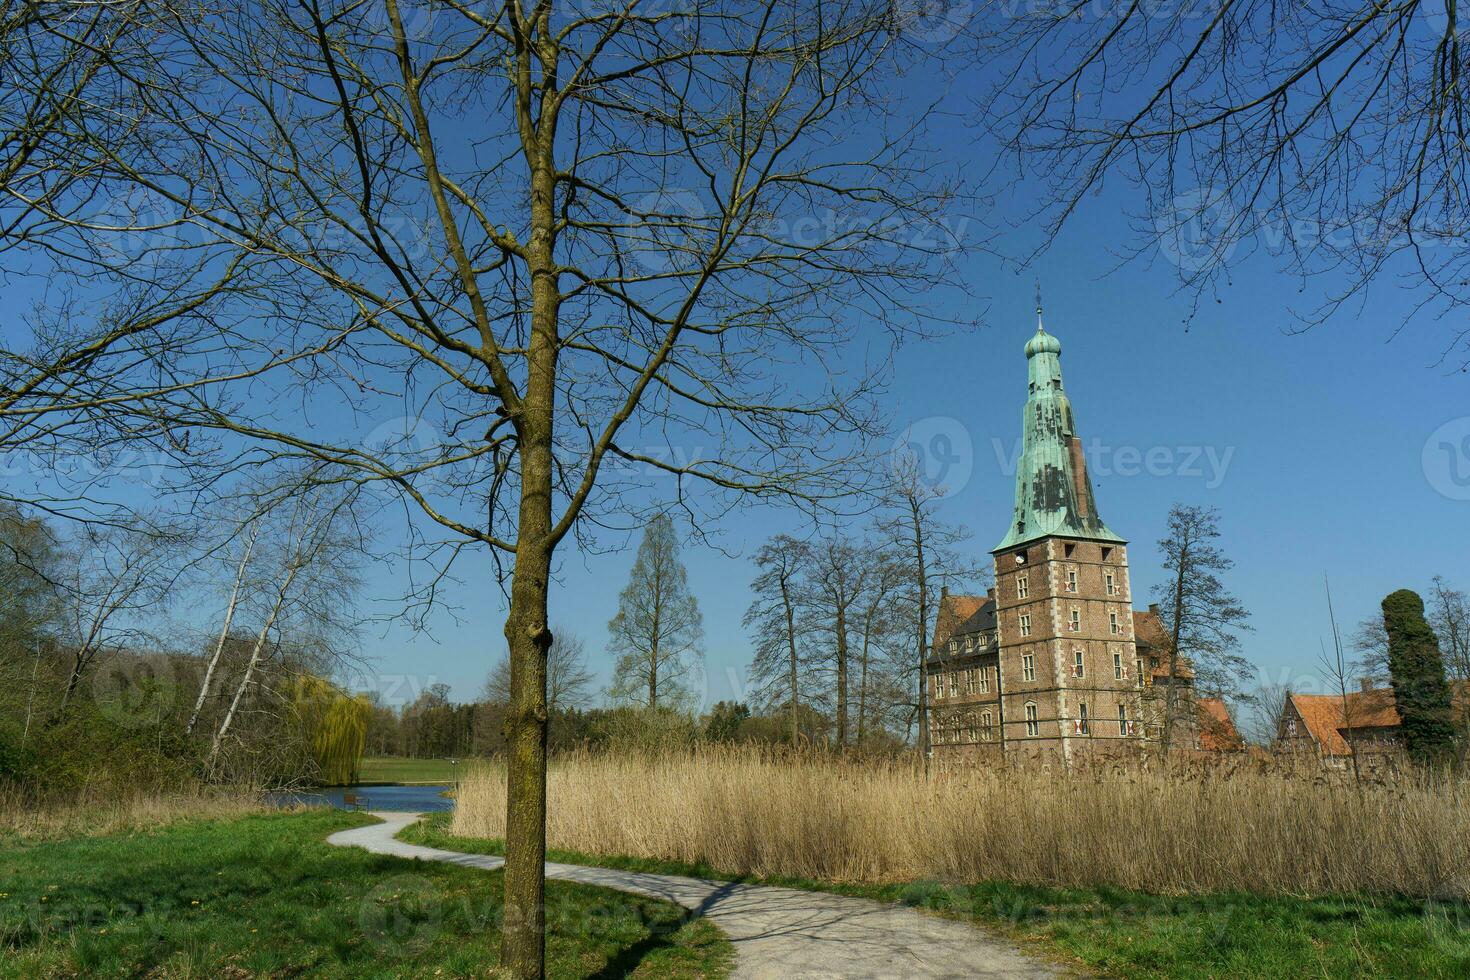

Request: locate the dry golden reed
(0, 784), (267, 841)
(452, 746), (1470, 899)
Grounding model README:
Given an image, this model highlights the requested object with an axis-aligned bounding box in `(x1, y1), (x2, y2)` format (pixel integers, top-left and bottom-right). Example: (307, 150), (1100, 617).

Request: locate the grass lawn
(0, 808), (732, 979)
(403, 813), (1470, 980)
(352, 756), (470, 784)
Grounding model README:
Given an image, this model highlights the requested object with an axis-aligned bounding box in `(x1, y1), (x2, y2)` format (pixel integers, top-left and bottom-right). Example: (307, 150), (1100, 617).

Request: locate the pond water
(273, 783), (455, 812)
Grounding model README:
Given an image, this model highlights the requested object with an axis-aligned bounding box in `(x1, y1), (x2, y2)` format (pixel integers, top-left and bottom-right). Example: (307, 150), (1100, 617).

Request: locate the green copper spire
(994, 302), (1123, 553)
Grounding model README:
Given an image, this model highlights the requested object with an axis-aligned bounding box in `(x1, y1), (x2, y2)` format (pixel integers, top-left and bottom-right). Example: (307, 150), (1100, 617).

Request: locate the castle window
(932, 674), (943, 700)
(1101, 547), (1113, 561)
(965, 634), (974, 653)
(1118, 704), (1129, 735)
(1066, 568), (1078, 592)
(1113, 652), (1124, 680)
(1077, 702), (1090, 736)
(979, 667), (990, 694)
(948, 672), (959, 698)
(981, 710), (993, 741)
(1105, 571), (1116, 595)
(967, 711), (979, 743)
(949, 639), (957, 654)
(1016, 573), (1029, 599)
(1022, 654), (1036, 682)
(1135, 659), (1146, 686)
(1019, 614), (1032, 637)
(965, 668), (977, 695)
(1069, 609), (1081, 632)
(1063, 542), (1076, 557)
(1024, 702), (1039, 737)
(1109, 611), (1120, 634)
(1073, 650), (1085, 677)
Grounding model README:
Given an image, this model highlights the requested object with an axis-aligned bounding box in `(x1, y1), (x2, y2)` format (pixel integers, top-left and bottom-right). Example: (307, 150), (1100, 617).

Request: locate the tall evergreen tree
(1381, 589), (1458, 766)
(607, 515), (704, 711)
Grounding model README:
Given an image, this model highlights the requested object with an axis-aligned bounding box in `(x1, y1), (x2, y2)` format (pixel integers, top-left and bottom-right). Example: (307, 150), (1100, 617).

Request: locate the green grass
(351, 756), (470, 785)
(402, 813), (1470, 979)
(0, 808), (732, 979)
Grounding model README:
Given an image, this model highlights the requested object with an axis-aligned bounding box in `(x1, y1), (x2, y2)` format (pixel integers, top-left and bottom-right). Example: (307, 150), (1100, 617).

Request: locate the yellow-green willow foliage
(294, 676), (369, 786)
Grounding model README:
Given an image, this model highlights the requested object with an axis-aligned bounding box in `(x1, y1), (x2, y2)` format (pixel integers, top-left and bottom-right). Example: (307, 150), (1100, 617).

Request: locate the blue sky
(9, 21), (1467, 714)
(348, 180), (1470, 708)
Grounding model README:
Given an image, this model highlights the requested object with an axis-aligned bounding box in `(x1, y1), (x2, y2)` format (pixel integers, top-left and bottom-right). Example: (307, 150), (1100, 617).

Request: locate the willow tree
(2, 2), (970, 973)
(295, 675), (370, 787)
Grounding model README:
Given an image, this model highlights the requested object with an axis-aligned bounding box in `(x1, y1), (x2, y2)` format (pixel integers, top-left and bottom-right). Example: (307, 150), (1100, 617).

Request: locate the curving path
(327, 812), (1060, 979)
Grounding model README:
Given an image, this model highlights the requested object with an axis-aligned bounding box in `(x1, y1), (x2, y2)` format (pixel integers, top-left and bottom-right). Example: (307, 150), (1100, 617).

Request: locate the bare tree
(743, 534), (813, 745)
(805, 535), (869, 747)
(876, 451), (978, 764)
(187, 523), (260, 736)
(208, 485), (365, 772)
(1321, 578), (1361, 785)
(1428, 577), (1469, 683)
(50, 520), (179, 723)
(1153, 504), (1252, 751)
(607, 515), (704, 711)
(485, 628), (593, 713)
(978, 3), (1470, 364)
(1, 3), (970, 970)
(1241, 678), (1289, 748)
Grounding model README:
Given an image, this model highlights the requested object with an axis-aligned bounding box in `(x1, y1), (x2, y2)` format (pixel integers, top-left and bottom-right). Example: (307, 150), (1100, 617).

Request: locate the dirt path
(327, 812), (1061, 979)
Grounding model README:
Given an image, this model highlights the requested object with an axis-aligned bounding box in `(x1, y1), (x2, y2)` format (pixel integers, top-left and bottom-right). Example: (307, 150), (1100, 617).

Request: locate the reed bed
(0, 783), (267, 841)
(452, 747), (1470, 899)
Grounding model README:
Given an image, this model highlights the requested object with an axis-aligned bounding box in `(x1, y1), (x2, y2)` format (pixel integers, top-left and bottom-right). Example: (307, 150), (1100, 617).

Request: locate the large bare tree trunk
(502, 104), (559, 977)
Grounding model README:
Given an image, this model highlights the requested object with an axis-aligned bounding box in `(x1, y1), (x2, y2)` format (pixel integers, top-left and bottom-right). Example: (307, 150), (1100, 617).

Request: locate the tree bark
(835, 601), (849, 747)
(1162, 536), (1188, 754)
(781, 572), (800, 745)
(209, 566), (295, 770)
(501, 65), (560, 973)
(911, 496), (931, 774)
(188, 526), (257, 735)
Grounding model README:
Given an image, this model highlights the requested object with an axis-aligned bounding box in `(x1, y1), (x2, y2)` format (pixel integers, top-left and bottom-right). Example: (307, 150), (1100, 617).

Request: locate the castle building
(925, 307), (1232, 763)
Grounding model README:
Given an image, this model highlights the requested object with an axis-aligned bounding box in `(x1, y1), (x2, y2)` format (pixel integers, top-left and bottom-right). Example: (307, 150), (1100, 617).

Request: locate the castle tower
(991, 305), (1143, 763)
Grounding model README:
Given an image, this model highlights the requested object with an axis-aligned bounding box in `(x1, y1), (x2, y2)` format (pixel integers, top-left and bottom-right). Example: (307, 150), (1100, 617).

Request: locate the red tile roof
(1288, 683), (1467, 756)
(1133, 609), (1196, 680)
(931, 593), (987, 655)
(1197, 697), (1244, 751)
